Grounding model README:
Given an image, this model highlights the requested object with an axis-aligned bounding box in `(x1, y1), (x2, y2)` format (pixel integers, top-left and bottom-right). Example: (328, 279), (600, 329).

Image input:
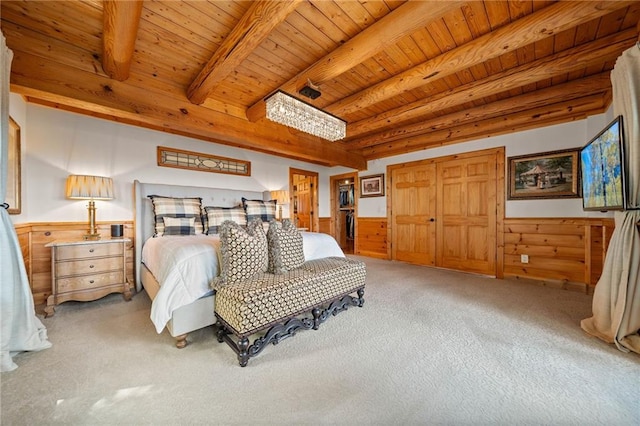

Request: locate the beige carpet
(2, 256), (639, 425)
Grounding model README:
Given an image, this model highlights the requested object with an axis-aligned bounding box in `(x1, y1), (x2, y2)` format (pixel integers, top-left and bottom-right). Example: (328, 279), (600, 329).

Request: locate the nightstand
(44, 238), (132, 317)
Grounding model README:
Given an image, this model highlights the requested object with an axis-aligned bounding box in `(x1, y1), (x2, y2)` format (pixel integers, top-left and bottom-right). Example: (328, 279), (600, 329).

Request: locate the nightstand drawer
(56, 256), (123, 277)
(55, 242), (123, 260)
(57, 271), (124, 293)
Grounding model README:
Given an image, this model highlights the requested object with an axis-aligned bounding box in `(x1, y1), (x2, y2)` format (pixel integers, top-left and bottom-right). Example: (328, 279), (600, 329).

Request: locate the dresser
(44, 238), (132, 317)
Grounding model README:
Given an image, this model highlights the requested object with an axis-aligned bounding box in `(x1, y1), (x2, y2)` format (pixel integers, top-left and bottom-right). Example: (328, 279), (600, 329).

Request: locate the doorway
(330, 171), (358, 255)
(289, 168), (319, 232)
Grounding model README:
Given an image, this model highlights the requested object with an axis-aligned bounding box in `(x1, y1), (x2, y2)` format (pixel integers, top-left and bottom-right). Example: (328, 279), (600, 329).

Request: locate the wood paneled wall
(504, 218), (614, 291)
(319, 217), (331, 235)
(355, 218), (388, 259)
(14, 222), (135, 306)
(14, 216), (614, 306)
(352, 216), (614, 291)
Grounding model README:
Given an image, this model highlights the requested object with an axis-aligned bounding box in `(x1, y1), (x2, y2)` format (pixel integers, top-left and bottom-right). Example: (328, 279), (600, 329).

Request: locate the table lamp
(270, 190), (290, 221)
(66, 175), (114, 240)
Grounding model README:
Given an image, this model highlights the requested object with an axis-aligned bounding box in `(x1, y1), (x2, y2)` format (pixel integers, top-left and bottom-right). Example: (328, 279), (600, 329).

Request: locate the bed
(133, 180), (345, 347)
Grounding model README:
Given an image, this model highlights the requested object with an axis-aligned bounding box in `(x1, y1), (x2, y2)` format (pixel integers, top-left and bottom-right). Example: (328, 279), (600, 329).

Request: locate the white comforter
(142, 232), (344, 333)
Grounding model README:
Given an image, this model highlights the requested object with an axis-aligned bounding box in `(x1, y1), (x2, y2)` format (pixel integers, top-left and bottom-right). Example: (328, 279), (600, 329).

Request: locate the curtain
(1, 31), (51, 372)
(581, 44), (640, 354)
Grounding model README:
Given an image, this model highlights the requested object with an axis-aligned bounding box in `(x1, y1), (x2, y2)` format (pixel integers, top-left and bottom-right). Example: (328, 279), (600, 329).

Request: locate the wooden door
(391, 163), (437, 266)
(436, 153), (497, 275)
(296, 177), (312, 230)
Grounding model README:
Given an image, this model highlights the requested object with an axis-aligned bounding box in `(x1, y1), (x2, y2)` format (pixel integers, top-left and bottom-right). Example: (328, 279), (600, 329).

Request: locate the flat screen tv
(580, 115), (626, 211)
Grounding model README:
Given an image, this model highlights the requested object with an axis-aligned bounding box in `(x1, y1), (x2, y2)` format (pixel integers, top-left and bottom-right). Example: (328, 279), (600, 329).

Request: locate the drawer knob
(89, 265), (94, 269)
(89, 249), (95, 253)
(89, 280), (95, 284)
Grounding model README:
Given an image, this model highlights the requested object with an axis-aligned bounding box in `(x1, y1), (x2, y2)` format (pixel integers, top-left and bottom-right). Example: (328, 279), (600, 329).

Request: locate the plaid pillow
(267, 219), (305, 274)
(149, 195), (204, 236)
(204, 205), (247, 234)
(212, 219), (268, 287)
(242, 198), (276, 223)
(162, 216), (196, 236)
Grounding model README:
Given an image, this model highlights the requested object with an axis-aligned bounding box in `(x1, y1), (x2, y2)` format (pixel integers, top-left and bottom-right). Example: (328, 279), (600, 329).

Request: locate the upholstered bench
(211, 219), (366, 367)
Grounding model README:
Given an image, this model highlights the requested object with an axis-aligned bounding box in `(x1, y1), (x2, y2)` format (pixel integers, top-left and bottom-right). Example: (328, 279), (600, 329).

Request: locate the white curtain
(581, 44), (640, 354)
(1, 31), (51, 372)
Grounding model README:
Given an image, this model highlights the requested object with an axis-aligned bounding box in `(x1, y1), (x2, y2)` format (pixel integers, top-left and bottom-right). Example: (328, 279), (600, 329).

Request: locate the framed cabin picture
(507, 148), (580, 200)
(360, 174), (385, 197)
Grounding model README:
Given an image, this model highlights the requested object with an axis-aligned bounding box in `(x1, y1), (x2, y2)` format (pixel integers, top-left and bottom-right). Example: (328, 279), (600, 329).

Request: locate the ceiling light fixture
(299, 79), (321, 100)
(264, 90), (346, 142)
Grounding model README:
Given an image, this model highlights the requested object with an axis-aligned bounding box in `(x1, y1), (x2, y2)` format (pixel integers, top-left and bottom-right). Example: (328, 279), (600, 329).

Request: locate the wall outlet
(521, 254), (529, 264)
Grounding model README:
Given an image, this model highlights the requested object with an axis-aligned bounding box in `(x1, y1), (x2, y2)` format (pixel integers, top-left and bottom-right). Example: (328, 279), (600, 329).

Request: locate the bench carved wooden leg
(215, 318), (228, 343)
(238, 337), (250, 367)
(357, 288), (365, 307)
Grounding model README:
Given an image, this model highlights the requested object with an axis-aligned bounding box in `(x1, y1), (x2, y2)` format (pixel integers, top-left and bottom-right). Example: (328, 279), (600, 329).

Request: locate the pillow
(267, 219), (305, 274)
(162, 216), (196, 236)
(204, 205), (247, 234)
(212, 219), (268, 288)
(242, 197), (277, 223)
(149, 195), (204, 236)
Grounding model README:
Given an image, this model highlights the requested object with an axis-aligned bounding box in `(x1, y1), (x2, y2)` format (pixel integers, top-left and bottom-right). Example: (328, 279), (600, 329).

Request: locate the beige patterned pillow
(267, 219), (305, 274)
(212, 219), (268, 288)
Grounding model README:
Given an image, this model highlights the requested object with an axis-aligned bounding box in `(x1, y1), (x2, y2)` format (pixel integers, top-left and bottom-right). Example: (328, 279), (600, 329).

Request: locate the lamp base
(83, 233), (101, 241)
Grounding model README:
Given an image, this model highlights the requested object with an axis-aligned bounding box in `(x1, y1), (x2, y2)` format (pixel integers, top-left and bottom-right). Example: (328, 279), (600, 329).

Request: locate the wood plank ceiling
(2, 1), (639, 169)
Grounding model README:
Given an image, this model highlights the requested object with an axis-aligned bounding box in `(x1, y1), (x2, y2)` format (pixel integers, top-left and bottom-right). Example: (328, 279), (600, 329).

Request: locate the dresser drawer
(55, 256), (123, 277)
(56, 271), (124, 293)
(55, 242), (123, 260)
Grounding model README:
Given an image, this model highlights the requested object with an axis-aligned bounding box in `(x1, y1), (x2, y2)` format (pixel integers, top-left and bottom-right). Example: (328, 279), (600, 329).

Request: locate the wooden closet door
(436, 153), (497, 275)
(296, 178), (312, 230)
(391, 164), (437, 265)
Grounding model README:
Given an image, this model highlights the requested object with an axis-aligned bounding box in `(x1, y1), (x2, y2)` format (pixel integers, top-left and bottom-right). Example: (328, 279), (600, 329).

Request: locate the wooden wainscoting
(356, 217), (388, 259)
(352, 215), (614, 291)
(319, 216), (387, 259)
(13, 222), (135, 306)
(318, 217), (331, 235)
(504, 218), (615, 292)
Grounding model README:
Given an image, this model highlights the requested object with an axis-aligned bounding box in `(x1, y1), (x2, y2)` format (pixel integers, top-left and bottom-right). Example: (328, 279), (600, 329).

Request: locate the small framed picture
(507, 148), (580, 200)
(360, 174), (385, 198)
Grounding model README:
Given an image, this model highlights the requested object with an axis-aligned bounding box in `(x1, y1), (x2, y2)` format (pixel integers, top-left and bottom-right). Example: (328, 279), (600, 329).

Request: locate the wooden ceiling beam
(328, 0), (635, 117)
(102, 0), (143, 81)
(245, 0), (465, 122)
(349, 73), (612, 149)
(361, 94), (608, 160)
(187, 0), (303, 105)
(10, 50), (365, 170)
(348, 28), (638, 138)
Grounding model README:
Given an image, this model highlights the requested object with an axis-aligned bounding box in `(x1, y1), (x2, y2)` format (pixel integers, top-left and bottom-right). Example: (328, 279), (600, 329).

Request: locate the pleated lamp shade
(66, 175), (114, 200)
(270, 190), (289, 221)
(270, 190), (290, 206)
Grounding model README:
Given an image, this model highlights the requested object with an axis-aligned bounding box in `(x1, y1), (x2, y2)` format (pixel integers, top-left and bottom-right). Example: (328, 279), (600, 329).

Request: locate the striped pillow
(204, 205), (247, 234)
(242, 198), (277, 223)
(149, 195), (204, 236)
(162, 216), (196, 236)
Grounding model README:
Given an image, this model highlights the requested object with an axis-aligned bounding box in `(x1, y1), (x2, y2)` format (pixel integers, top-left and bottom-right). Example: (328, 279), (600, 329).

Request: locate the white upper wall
(9, 92), (615, 224)
(9, 94), (330, 223)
